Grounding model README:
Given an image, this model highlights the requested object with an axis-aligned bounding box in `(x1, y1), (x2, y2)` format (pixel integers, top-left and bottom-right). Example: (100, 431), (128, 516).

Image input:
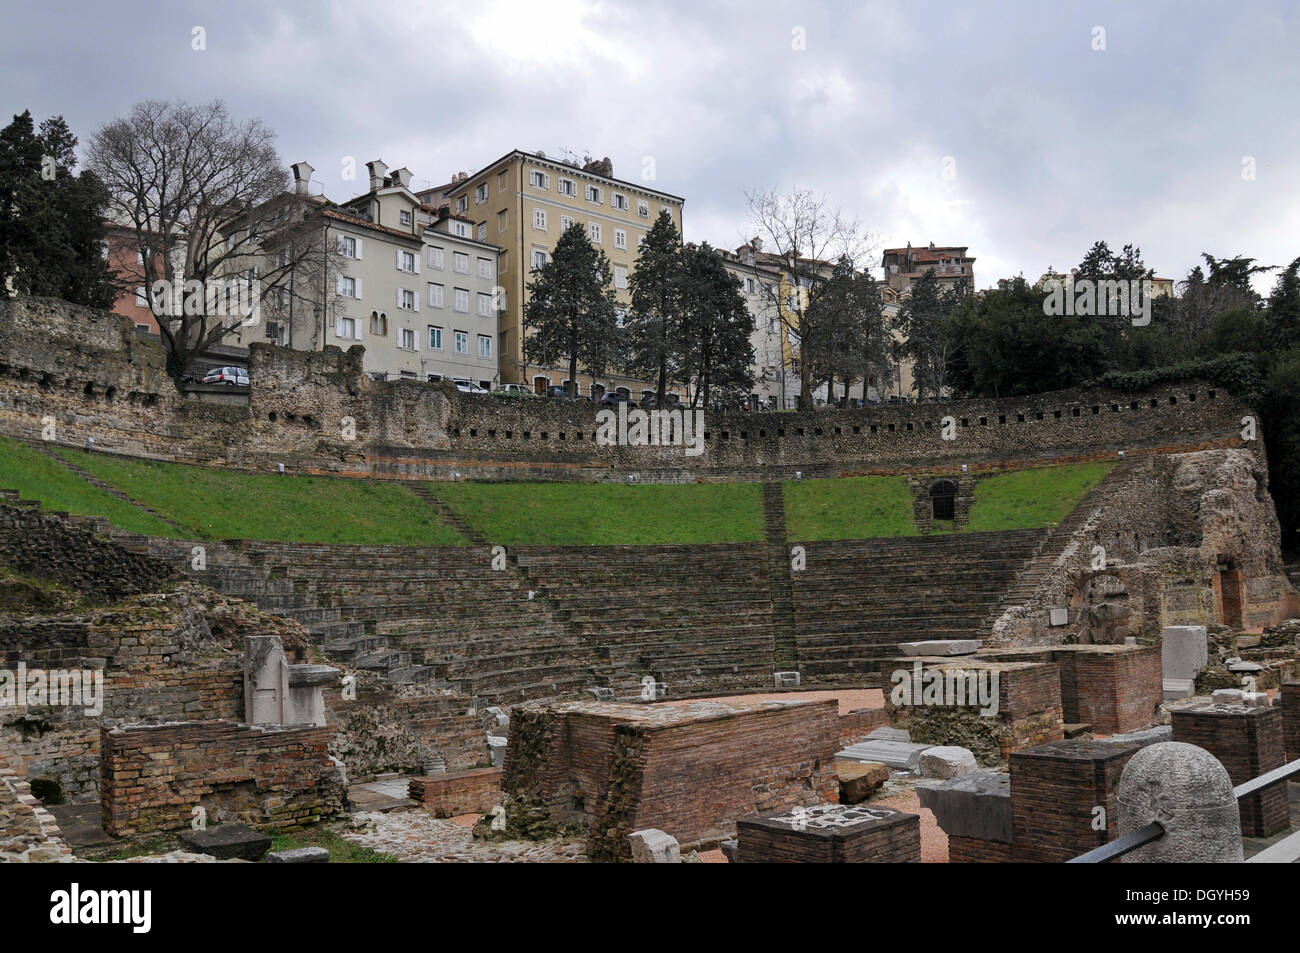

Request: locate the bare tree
(745, 188), (874, 407)
(89, 99), (333, 383)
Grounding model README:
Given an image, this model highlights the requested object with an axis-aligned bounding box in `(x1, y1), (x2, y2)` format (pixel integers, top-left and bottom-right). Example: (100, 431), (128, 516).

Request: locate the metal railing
(1066, 756), (1300, 863)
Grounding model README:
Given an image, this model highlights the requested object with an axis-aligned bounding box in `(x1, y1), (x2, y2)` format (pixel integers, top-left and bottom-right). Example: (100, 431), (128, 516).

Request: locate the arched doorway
(930, 480), (957, 521)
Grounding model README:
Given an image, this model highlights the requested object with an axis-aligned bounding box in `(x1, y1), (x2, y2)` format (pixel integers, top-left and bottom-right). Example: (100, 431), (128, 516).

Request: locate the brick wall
(0, 749), (74, 862)
(1010, 739), (1139, 862)
(0, 502), (177, 603)
(100, 720), (345, 836)
(947, 834), (1015, 863)
(0, 598), (242, 802)
(1170, 704), (1289, 837)
(1284, 683), (1300, 762)
(409, 767), (503, 818)
(979, 645), (1162, 734)
(501, 699), (839, 861)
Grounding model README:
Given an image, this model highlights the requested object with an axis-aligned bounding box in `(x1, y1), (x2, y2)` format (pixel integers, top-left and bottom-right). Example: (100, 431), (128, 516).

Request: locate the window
(478, 257), (493, 279)
(336, 316), (359, 339)
(614, 265), (627, 289)
(454, 288), (470, 312)
(614, 229), (627, 250)
(589, 222), (601, 242)
(612, 193), (628, 211)
(398, 289), (417, 311)
(637, 199), (649, 218)
(451, 220), (471, 238)
(585, 184), (602, 203)
(745, 277), (756, 293)
(455, 195), (467, 213)
(427, 246), (444, 269)
(558, 178), (576, 196)
(498, 170), (508, 192)
(400, 210), (412, 225)
(337, 275), (359, 298)
(478, 335), (492, 358)
(399, 328), (416, 349)
(533, 208), (547, 230)
(339, 235), (360, 259)
(370, 311), (387, 335)
(477, 292), (492, 316)
(497, 209), (508, 232)
(530, 170), (549, 189)
(561, 214), (574, 231)
(475, 183), (487, 203)
(453, 252), (469, 274)
(478, 223), (487, 241)
(428, 283), (445, 308)
(398, 250), (417, 273)
(429, 326), (443, 349)
(532, 249), (548, 270)
(134, 287), (148, 308)
(500, 250), (508, 273)
(455, 331), (468, 354)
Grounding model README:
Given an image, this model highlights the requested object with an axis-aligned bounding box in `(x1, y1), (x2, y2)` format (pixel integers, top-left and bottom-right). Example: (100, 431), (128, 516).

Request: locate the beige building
(226, 161), (505, 385)
(881, 242), (976, 295)
(719, 243), (790, 408)
(436, 150), (685, 396)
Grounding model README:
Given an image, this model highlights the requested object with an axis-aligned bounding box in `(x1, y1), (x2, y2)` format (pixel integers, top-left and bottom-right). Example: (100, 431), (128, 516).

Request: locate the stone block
(774, 671), (801, 688)
(720, 839), (739, 863)
(265, 847), (329, 863)
(1162, 625), (1208, 683)
(919, 746), (978, 779)
(1049, 608), (1069, 626)
(837, 761), (889, 803)
(916, 771), (1011, 843)
(736, 804), (920, 863)
(1118, 742), (1243, 863)
(178, 824), (271, 862)
(628, 829), (680, 863)
(836, 739), (933, 770)
(898, 639), (982, 656)
(1164, 677), (1196, 700)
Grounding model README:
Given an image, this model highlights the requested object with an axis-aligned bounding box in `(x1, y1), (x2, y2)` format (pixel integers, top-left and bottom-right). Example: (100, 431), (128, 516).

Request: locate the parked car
(494, 383), (535, 396)
(599, 391), (637, 409)
(202, 366), (249, 386)
(546, 385), (585, 399)
(453, 379), (490, 394)
(640, 393), (684, 410)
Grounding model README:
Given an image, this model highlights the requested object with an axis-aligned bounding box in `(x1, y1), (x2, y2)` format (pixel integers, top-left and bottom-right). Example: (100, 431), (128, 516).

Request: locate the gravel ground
(339, 810), (587, 863)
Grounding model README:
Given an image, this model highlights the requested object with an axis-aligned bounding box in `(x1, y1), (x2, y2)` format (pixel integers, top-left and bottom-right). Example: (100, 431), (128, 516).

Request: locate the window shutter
(355, 237), (362, 260)
(337, 234), (346, 254)
(413, 290), (420, 312)
(396, 249), (403, 270)
(336, 275), (345, 295)
(397, 288), (403, 308)
(413, 251), (420, 275)
(355, 278), (363, 299)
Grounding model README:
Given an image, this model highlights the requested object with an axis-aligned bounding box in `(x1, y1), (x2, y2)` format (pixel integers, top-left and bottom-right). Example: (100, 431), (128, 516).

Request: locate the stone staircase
(980, 457), (1138, 620)
(789, 529), (1049, 683)
(763, 482), (797, 667)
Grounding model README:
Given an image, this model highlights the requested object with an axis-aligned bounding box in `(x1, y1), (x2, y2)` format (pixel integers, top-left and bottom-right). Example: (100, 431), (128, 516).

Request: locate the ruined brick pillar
(1282, 683), (1300, 763)
(1170, 703), (1288, 838)
(1010, 739), (1140, 862)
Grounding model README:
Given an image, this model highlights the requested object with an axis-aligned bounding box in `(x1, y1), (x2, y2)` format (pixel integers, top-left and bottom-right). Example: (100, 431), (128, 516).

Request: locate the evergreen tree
(0, 111), (116, 307)
(678, 242), (754, 407)
(626, 210), (685, 402)
(522, 222), (619, 393)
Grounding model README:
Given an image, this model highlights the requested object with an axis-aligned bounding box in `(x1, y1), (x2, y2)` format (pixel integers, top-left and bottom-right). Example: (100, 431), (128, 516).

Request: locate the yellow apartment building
(438, 150), (685, 396)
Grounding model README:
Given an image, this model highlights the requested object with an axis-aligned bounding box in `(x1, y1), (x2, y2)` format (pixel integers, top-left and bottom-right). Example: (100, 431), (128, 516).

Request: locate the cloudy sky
(4, 0), (1298, 292)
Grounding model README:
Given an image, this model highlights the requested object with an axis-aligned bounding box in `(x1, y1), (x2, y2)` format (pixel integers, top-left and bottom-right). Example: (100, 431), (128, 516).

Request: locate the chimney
(367, 160), (389, 191)
(752, 236), (763, 253)
(391, 167), (413, 189)
(290, 161), (314, 195)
